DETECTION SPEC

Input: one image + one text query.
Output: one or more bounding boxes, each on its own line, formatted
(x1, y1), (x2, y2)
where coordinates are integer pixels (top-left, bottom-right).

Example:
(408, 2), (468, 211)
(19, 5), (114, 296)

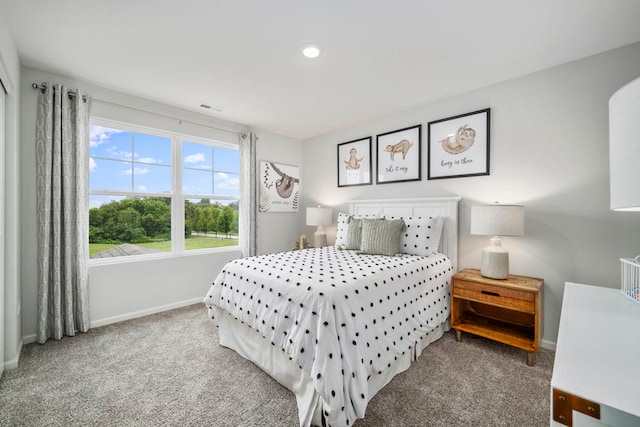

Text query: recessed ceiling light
(302, 45), (321, 59)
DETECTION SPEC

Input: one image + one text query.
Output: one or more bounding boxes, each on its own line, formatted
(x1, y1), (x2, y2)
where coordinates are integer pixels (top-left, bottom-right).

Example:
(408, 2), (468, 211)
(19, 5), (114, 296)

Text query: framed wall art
(376, 124), (421, 184)
(427, 108), (490, 180)
(337, 136), (372, 187)
(259, 161), (299, 212)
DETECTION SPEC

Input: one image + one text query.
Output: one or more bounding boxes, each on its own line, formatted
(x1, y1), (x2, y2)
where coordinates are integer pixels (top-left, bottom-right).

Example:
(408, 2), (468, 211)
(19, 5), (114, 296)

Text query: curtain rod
(31, 82), (245, 138)
(31, 82), (87, 102)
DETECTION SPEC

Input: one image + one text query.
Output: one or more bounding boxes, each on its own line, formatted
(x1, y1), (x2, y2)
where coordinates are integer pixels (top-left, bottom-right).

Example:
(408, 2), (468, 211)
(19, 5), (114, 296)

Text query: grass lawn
(89, 236), (238, 255)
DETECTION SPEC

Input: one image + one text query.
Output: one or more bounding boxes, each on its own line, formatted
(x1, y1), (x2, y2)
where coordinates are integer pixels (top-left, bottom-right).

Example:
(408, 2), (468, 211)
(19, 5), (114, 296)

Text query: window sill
(88, 245), (241, 266)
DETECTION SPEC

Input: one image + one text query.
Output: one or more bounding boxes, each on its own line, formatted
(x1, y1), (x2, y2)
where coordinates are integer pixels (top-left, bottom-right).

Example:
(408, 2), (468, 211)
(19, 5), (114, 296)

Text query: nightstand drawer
(453, 279), (535, 312)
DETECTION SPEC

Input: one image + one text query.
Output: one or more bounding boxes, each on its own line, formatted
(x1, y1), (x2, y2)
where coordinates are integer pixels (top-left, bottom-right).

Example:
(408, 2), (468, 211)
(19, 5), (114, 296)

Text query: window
(182, 140), (240, 251)
(89, 119), (240, 260)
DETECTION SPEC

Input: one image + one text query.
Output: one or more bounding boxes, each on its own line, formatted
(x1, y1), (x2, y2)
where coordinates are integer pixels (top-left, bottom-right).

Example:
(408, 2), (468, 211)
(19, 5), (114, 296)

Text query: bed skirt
(218, 310), (450, 427)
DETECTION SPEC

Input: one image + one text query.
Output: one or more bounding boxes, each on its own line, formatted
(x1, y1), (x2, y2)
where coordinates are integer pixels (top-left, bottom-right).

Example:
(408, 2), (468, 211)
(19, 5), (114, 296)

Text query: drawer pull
(481, 290), (500, 297)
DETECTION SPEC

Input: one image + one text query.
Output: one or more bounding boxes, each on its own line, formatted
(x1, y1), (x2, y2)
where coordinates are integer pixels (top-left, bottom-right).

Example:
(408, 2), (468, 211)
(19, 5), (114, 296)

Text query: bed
(204, 197), (460, 427)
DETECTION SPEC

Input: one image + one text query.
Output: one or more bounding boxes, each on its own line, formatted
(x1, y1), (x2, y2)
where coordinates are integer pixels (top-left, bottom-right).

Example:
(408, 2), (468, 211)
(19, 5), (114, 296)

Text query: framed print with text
(427, 108), (490, 180)
(376, 124), (421, 184)
(337, 137), (372, 187)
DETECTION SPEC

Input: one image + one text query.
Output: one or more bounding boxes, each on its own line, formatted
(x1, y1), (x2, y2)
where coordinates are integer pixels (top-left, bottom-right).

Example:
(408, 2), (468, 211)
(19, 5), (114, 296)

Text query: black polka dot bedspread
(204, 246), (453, 427)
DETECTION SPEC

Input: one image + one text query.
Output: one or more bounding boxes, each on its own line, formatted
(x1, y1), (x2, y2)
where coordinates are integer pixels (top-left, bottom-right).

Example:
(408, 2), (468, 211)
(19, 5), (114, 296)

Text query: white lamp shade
(306, 207), (332, 227)
(470, 205), (524, 236)
(610, 76), (640, 211)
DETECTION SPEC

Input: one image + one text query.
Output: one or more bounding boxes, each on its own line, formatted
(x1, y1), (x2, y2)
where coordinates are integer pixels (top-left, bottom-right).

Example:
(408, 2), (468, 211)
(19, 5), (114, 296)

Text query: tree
(218, 205), (234, 237)
(139, 199), (170, 238)
(197, 208), (212, 235)
(115, 207), (147, 242)
(184, 200), (198, 238)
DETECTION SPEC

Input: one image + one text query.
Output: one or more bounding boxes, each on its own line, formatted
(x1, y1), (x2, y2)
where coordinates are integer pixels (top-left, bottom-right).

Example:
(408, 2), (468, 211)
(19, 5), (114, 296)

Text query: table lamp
(470, 204), (524, 279)
(306, 206), (332, 247)
(610, 75), (640, 211)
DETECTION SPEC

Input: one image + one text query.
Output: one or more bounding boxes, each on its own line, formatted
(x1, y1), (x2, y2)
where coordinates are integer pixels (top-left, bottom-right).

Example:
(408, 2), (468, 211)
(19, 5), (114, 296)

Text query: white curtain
(35, 83), (91, 344)
(239, 132), (257, 257)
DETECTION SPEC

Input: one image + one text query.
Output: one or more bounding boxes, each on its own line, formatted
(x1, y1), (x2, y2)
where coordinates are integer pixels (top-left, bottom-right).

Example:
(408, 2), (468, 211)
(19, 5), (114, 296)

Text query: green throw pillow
(345, 217), (364, 250)
(360, 218), (406, 256)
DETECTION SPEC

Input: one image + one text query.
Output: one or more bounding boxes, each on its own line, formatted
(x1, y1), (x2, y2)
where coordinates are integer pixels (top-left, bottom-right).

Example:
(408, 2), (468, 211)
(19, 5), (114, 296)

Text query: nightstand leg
(527, 352), (536, 366)
(455, 330), (462, 342)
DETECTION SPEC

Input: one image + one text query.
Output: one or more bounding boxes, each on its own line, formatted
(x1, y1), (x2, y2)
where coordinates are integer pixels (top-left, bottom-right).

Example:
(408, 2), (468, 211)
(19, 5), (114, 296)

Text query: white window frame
(89, 117), (240, 265)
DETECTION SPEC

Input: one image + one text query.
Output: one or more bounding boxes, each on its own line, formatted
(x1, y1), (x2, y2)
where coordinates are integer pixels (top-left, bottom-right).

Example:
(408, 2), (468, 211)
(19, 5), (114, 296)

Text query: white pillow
(335, 212), (351, 247)
(334, 211), (380, 248)
(391, 216), (444, 256)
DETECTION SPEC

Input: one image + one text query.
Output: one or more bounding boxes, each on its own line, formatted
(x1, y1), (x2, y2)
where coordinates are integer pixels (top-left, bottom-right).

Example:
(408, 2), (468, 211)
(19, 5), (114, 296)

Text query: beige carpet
(0, 304), (554, 426)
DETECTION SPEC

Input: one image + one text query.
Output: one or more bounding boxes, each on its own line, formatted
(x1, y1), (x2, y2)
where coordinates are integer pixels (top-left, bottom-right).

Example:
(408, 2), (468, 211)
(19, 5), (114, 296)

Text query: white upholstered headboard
(349, 197), (461, 272)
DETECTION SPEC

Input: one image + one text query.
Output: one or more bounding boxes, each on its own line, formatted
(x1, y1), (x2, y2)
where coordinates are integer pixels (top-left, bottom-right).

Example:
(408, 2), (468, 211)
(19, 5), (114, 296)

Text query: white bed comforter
(204, 247), (452, 427)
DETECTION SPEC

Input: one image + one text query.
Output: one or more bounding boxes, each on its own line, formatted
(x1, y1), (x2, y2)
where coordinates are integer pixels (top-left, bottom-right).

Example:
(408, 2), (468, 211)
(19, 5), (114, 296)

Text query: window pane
(183, 142), (213, 171)
(133, 163), (172, 193)
(90, 158), (134, 192)
(184, 199), (239, 251)
(90, 126), (133, 160)
(134, 133), (172, 165)
(90, 125), (172, 194)
(89, 196), (172, 259)
(183, 168), (213, 196)
(182, 141), (240, 197)
(214, 172), (240, 197)
(213, 147), (240, 174)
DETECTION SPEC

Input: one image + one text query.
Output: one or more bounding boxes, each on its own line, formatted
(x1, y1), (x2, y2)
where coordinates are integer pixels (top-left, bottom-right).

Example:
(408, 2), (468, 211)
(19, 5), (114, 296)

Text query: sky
(89, 124), (239, 208)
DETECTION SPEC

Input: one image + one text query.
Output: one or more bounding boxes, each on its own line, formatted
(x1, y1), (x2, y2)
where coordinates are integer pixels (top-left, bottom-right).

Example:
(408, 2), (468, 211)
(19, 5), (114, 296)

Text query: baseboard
(20, 298), (204, 349)
(3, 338), (23, 371)
(90, 297), (203, 329)
(541, 338), (556, 351)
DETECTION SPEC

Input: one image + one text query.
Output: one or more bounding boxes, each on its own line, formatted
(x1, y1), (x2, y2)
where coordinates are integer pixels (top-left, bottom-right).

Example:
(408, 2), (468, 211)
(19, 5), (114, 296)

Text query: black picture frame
(427, 108), (490, 180)
(375, 124), (421, 184)
(337, 137), (372, 187)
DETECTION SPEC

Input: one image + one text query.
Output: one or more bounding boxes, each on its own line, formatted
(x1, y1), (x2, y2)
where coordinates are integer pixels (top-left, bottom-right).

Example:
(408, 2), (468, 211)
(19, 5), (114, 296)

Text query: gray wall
(301, 42), (640, 346)
(1, 0), (22, 370)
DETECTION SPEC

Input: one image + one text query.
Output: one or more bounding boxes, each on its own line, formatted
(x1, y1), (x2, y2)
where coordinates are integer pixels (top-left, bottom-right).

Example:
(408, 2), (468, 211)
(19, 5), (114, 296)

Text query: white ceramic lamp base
(314, 226), (327, 248)
(480, 237), (509, 279)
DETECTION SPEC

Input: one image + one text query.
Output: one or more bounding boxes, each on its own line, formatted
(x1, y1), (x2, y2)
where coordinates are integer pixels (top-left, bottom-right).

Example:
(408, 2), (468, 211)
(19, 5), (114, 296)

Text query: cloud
(216, 172), (239, 190)
(90, 126), (123, 148)
(184, 153), (205, 163)
(121, 167), (150, 176)
(89, 158), (97, 172)
(106, 145), (133, 160)
(137, 185), (148, 191)
(138, 157), (160, 164)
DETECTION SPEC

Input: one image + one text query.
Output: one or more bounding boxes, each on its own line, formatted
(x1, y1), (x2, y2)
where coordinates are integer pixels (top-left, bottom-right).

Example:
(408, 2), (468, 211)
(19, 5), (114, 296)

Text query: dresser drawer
(453, 279), (535, 312)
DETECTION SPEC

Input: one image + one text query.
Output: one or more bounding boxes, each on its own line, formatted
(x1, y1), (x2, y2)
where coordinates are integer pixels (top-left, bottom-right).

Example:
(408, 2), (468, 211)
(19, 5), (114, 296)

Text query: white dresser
(551, 282), (640, 426)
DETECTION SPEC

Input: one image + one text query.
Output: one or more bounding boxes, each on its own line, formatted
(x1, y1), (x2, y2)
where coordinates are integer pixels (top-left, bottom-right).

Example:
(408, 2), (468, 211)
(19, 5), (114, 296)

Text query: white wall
(302, 42), (640, 346)
(88, 251), (240, 327)
(255, 130), (305, 254)
(19, 67), (265, 341)
(1, 0), (22, 371)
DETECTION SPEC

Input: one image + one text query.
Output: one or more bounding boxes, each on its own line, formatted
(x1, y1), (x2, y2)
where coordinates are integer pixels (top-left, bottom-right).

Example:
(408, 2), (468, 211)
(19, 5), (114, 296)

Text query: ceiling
(4, 0), (640, 140)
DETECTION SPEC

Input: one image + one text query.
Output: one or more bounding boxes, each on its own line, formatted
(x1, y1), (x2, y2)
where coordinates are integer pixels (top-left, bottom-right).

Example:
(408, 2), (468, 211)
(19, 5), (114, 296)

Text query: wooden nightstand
(451, 268), (544, 366)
